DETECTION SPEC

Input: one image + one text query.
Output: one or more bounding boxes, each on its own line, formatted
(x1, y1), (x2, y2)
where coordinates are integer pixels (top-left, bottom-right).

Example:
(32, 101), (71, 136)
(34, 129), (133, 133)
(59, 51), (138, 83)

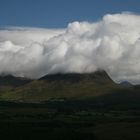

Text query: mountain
(39, 70), (114, 84)
(0, 71), (119, 102)
(0, 75), (32, 87)
(120, 81), (133, 87)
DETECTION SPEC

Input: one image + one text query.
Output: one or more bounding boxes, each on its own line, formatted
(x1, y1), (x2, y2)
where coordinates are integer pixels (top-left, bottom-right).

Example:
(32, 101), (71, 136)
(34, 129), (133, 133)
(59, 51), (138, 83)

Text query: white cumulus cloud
(0, 12), (140, 84)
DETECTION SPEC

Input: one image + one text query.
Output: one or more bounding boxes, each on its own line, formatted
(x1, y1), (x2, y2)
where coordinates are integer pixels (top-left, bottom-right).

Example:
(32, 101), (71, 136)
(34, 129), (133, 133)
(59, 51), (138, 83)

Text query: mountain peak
(120, 81), (133, 87)
(39, 70), (114, 84)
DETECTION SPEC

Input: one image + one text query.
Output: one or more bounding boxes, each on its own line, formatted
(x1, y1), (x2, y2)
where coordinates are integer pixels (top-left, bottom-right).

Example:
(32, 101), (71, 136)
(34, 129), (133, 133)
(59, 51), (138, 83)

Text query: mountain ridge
(0, 75), (31, 87)
(0, 70), (120, 102)
(39, 70), (114, 84)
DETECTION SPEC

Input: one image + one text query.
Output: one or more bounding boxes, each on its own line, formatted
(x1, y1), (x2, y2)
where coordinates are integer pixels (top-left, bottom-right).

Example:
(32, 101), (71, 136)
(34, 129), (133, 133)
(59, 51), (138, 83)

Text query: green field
(0, 100), (140, 140)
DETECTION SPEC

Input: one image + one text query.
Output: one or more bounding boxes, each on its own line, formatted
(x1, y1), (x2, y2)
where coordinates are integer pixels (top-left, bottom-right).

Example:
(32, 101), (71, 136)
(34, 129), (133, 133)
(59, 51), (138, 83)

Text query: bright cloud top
(0, 12), (140, 84)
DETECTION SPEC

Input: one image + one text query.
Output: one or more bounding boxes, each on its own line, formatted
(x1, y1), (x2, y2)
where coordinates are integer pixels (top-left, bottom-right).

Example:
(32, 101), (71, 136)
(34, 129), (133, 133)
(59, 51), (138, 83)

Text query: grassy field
(0, 99), (140, 140)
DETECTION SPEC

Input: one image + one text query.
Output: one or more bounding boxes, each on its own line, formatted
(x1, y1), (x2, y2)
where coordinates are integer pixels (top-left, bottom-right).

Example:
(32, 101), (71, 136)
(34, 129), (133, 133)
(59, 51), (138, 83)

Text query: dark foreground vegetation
(0, 71), (140, 139)
(0, 97), (140, 140)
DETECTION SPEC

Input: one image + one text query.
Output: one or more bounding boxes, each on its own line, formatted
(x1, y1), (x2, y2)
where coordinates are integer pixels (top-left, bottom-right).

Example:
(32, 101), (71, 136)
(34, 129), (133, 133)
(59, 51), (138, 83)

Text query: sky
(0, 0), (140, 84)
(0, 0), (140, 28)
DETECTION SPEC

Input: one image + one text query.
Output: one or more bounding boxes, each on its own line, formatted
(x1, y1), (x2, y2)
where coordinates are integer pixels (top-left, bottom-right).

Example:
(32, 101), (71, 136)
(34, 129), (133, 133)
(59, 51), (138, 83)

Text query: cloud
(0, 12), (140, 84)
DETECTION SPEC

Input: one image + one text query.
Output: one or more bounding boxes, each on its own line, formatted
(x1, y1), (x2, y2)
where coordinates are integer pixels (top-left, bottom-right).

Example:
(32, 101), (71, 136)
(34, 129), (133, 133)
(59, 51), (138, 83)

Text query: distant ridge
(0, 75), (31, 87)
(120, 81), (133, 87)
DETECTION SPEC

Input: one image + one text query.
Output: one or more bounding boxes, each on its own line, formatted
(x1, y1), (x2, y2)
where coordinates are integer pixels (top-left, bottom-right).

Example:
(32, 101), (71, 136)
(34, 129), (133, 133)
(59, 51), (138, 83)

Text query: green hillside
(0, 71), (120, 102)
